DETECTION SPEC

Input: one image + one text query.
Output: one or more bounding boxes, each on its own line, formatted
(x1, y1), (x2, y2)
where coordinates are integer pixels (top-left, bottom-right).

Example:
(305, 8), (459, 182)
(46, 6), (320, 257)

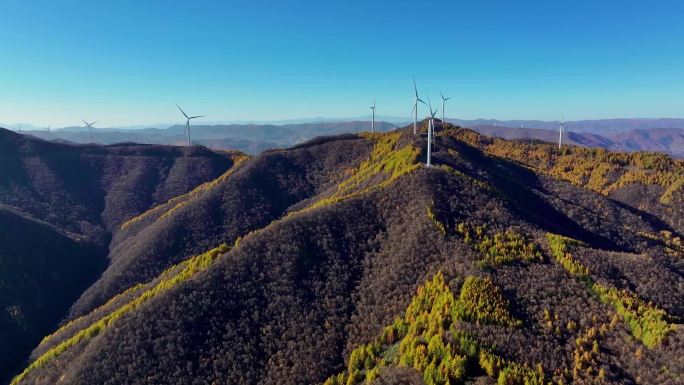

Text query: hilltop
(4, 121), (683, 385)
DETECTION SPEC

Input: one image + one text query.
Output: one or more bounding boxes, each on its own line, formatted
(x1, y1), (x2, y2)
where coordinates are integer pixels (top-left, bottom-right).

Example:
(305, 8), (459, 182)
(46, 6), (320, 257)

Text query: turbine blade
(176, 104), (189, 119)
(81, 119), (88, 126)
(189, 115), (205, 119)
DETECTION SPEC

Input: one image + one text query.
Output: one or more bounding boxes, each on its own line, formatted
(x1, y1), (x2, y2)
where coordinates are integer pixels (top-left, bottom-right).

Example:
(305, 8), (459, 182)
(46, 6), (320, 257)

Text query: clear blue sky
(1, 0), (683, 127)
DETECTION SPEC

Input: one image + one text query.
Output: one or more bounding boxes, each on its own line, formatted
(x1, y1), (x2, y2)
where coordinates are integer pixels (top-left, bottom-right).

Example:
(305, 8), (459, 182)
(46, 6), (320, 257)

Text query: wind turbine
(426, 96), (439, 167)
(47, 125), (51, 133)
(176, 105), (205, 147)
(370, 100), (376, 133)
(439, 91), (450, 131)
(558, 117), (565, 150)
(411, 77), (426, 135)
(81, 120), (97, 143)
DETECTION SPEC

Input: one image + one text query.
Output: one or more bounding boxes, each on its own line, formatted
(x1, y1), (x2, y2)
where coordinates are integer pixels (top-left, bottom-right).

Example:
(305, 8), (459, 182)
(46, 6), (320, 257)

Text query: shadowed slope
(0, 127), (239, 380)
(0, 207), (103, 383)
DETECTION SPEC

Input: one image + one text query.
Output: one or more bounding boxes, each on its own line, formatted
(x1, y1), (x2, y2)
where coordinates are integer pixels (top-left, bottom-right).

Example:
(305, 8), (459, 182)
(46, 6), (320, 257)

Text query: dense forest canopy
(1, 123), (682, 385)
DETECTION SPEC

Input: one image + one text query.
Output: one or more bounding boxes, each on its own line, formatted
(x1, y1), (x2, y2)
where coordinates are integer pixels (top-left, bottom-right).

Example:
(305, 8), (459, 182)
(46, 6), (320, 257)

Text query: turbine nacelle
(176, 105), (205, 147)
(439, 90), (451, 102)
(558, 116), (565, 149)
(370, 100), (376, 133)
(412, 77), (427, 135)
(81, 120), (97, 144)
(427, 97), (438, 119)
(81, 119), (97, 128)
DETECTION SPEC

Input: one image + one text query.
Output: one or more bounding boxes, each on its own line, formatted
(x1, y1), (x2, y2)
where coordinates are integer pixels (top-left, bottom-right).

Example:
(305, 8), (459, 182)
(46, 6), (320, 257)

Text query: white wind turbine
(426, 96), (439, 167)
(439, 91), (450, 132)
(81, 120), (97, 144)
(176, 105), (205, 147)
(558, 116), (565, 150)
(370, 100), (376, 133)
(411, 77), (426, 135)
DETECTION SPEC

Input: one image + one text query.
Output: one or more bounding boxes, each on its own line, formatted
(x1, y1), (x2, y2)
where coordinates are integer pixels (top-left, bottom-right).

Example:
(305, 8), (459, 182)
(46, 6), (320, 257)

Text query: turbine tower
(81, 120), (97, 144)
(426, 97), (439, 167)
(558, 117), (565, 150)
(370, 100), (376, 133)
(411, 77), (426, 135)
(176, 105), (205, 147)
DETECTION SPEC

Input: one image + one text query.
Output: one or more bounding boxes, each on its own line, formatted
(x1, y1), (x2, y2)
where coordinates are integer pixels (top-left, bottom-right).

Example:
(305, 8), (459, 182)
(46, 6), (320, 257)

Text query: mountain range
(456, 118), (684, 133)
(9, 118), (684, 158)
(472, 125), (684, 159)
(1, 122), (683, 385)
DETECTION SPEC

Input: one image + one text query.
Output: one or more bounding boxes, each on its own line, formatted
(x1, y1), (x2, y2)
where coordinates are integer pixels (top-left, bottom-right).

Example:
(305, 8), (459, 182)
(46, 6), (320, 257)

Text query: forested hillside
(0, 128), (239, 382)
(4, 123), (684, 385)
(67, 134), (374, 318)
(0, 207), (102, 381)
(0, 128), (238, 241)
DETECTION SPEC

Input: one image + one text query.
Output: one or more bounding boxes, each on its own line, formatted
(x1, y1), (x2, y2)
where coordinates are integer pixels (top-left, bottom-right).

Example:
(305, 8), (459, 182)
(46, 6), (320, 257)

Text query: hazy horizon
(5, 116), (684, 132)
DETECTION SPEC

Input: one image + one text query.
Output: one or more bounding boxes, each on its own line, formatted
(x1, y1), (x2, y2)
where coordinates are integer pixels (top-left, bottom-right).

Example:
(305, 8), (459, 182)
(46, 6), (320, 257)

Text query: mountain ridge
(6, 122), (683, 385)
(6, 117), (684, 157)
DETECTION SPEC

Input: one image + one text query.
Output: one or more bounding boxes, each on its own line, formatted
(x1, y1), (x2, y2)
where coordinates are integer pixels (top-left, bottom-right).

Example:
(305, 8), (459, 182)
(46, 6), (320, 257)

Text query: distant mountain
(7, 122), (683, 385)
(12, 118), (684, 157)
(472, 125), (684, 158)
(608, 127), (684, 157)
(455, 118), (684, 134)
(472, 125), (614, 148)
(21, 121), (397, 154)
